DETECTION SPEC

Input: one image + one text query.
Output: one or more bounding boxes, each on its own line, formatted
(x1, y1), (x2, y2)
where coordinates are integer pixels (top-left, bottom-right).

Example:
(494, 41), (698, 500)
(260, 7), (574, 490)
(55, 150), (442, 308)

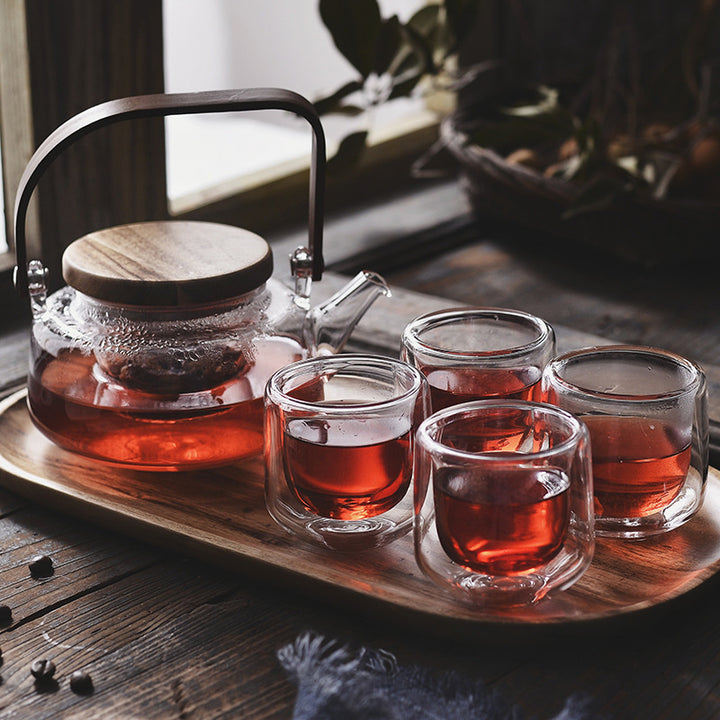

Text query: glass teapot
(13, 89), (390, 471)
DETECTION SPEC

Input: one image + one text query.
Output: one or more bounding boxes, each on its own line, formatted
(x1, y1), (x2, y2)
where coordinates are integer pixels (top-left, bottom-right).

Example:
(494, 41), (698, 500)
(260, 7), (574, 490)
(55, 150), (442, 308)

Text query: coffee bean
(0, 604), (11, 624)
(28, 555), (54, 578)
(30, 658), (56, 682)
(70, 669), (94, 695)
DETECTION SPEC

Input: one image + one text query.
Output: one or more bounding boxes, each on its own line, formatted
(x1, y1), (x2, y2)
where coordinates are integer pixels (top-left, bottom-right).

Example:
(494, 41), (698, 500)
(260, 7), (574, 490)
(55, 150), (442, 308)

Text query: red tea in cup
(265, 355), (428, 550)
(402, 308), (554, 413)
(544, 345), (708, 538)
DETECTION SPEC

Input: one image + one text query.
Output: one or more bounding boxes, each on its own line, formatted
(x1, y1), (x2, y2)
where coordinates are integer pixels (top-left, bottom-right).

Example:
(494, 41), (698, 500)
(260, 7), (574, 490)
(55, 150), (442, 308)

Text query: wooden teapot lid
(62, 220), (274, 306)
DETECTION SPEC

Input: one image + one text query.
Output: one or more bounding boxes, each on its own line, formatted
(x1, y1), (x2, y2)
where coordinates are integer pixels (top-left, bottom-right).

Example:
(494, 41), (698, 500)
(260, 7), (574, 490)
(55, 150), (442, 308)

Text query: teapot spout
(304, 271), (391, 356)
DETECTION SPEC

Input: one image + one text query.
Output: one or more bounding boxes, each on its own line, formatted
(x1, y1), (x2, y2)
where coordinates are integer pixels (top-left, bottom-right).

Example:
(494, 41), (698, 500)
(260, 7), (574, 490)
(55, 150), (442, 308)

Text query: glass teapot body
(26, 276), (311, 470)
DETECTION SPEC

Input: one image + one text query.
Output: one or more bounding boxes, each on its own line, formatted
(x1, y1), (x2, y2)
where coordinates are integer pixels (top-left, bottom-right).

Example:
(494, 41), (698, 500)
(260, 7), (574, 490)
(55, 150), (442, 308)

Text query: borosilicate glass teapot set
(15, 89), (390, 471)
(13, 89), (709, 608)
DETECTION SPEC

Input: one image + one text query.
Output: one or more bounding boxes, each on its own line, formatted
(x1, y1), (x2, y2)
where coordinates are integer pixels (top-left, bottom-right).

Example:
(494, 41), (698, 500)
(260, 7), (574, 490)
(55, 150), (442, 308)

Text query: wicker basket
(440, 116), (720, 268)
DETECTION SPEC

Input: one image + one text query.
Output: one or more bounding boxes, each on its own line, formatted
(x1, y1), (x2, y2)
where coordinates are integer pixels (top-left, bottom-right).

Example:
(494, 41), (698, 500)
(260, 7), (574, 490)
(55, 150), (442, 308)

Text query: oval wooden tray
(1, 388), (719, 631)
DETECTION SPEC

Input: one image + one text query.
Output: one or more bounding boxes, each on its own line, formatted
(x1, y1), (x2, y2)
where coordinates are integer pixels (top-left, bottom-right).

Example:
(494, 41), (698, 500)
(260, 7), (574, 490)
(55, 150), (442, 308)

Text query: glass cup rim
(416, 399), (587, 462)
(546, 344), (704, 401)
(265, 353), (425, 413)
(402, 306), (553, 360)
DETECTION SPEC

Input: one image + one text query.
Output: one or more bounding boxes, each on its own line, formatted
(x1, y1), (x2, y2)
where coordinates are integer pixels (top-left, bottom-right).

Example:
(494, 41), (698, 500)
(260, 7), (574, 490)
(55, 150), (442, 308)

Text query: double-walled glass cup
(401, 307), (556, 414)
(543, 345), (709, 538)
(264, 354), (428, 550)
(414, 400), (594, 607)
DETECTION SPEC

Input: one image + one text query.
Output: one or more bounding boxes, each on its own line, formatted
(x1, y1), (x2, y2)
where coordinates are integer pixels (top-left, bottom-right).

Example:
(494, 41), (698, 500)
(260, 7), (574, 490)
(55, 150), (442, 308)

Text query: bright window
(162, 0), (430, 214)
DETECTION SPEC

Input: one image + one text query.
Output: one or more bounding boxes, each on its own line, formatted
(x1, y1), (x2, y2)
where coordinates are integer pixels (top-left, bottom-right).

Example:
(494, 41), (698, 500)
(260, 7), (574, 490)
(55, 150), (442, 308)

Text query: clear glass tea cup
(543, 345), (709, 538)
(401, 307), (556, 413)
(264, 354), (428, 550)
(413, 400), (594, 607)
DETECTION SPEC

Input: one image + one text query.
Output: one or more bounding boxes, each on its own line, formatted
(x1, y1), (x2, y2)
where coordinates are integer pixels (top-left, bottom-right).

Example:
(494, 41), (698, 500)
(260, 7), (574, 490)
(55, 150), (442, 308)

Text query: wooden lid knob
(62, 221), (273, 306)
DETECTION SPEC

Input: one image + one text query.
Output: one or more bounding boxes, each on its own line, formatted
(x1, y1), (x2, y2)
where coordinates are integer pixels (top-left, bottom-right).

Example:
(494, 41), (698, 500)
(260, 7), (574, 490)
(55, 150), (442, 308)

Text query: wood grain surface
(62, 221), (273, 305)
(1, 389), (719, 633)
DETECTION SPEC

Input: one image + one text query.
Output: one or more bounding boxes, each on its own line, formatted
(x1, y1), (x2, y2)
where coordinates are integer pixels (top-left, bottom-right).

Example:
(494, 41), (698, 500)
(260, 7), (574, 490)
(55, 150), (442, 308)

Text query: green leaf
(319, 0), (382, 78)
(374, 15), (403, 75)
(316, 103), (366, 117)
(328, 131), (369, 174)
(313, 80), (364, 116)
(388, 69), (424, 100)
(381, 5), (447, 84)
(407, 4), (442, 37)
(390, 36), (427, 80)
(500, 86), (560, 117)
(402, 13), (439, 75)
(407, 4), (453, 68)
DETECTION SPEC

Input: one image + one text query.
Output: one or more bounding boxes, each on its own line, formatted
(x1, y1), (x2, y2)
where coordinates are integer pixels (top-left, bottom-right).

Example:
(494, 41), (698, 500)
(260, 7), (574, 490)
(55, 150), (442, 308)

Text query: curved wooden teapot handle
(13, 88), (326, 293)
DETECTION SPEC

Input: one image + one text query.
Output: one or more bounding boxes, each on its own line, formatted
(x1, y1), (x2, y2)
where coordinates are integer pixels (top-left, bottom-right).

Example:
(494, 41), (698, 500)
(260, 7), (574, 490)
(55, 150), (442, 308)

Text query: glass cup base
(417, 543), (592, 608)
(594, 480), (704, 539)
(456, 572), (549, 608)
(268, 496), (414, 551)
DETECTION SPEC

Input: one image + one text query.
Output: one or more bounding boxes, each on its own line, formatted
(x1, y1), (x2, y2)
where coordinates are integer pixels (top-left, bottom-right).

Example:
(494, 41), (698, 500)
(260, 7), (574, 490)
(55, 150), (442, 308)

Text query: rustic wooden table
(1, 181), (720, 719)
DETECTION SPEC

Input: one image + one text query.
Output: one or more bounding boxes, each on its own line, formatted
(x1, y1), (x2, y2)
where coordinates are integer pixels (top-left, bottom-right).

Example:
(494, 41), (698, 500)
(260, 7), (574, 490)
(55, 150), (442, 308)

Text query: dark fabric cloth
(278, 632), (597, 720)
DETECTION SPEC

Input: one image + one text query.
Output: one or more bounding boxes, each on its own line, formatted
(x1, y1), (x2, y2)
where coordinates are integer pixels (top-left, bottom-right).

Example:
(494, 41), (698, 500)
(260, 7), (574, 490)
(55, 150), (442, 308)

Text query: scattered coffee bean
(30, 658), (56, 682)
(0, 604), (11, 624)
(28, 554), (54, 578)
(70, 669), (94, 695)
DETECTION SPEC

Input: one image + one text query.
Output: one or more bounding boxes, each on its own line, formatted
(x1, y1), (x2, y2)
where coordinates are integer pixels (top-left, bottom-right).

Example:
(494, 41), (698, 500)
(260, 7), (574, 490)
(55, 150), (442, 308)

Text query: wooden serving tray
(1, 388), (719, 632)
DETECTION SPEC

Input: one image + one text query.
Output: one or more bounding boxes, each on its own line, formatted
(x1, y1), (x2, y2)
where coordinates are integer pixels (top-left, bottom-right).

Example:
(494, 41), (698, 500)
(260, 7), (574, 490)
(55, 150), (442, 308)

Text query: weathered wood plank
(0, 562), (251, 718)
(0, 509), (165, 626)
